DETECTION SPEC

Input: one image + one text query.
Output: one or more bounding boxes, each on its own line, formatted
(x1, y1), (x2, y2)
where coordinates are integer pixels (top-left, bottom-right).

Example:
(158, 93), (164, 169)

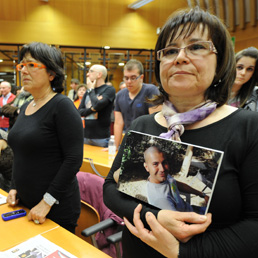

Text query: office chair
(76, 171), (124, 258)
(81, 218), (123, 258)
(75, 200), (100, 245)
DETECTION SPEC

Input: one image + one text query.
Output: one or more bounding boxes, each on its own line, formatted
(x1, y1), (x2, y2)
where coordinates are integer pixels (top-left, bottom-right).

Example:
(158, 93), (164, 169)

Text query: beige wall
(1, 0), (258, 91)
(0, 1), (258, 51)
(0, 0), (187, 49)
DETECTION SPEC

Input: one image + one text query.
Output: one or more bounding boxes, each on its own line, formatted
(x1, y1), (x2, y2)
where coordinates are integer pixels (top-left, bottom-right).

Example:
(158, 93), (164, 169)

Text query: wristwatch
(43, 193), (58, 206)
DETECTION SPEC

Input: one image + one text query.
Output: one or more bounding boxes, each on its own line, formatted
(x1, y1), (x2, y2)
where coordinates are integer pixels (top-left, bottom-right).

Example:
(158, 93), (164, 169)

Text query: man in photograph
(143, 146), (207, 212)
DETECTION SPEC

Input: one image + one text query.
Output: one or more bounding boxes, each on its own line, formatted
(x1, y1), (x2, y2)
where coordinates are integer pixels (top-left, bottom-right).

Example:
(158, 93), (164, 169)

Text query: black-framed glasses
(16, 62), (46, 71)
(123, 74), (142, 82)
(157, 41), (218, 61)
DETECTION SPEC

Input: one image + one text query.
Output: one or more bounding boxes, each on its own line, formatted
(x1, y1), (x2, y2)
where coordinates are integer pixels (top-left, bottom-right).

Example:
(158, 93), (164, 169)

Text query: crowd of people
(1, 6), (258, 258)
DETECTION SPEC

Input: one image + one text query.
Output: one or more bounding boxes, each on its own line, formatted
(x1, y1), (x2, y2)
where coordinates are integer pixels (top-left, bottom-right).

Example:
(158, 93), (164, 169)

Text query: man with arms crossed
(79, 65), (116, 147)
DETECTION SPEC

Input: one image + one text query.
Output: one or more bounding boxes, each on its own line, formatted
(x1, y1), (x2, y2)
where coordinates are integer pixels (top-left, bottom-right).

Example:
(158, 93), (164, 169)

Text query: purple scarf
(159, 100), (217, 141)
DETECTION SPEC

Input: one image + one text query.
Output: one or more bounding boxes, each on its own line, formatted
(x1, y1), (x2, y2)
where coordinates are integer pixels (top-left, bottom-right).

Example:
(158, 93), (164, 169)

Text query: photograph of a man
(144, 146), (207, 212)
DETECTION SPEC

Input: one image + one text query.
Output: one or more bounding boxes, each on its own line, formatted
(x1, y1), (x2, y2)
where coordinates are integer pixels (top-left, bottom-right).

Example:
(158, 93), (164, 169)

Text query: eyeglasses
(16, 62), (46, 71)
(123, 74), (142, 82)
(88, 69), (97, 73)
(157, 41), (218, 61)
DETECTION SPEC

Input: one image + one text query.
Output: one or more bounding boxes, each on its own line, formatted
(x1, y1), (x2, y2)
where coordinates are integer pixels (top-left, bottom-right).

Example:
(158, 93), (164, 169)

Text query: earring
(214, 79), (221, 87)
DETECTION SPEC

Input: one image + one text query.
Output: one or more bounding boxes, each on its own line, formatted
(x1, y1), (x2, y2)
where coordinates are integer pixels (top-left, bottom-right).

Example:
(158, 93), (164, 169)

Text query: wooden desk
(80, 144), (116, 177)
(0, 189), (111, 257)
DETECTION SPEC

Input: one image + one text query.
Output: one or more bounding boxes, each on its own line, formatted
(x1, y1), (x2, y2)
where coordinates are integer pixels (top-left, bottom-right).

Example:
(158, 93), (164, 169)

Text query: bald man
(144, 146), (207, 212)
(0, 81), (16, 131)
(78, 65), (116, 147)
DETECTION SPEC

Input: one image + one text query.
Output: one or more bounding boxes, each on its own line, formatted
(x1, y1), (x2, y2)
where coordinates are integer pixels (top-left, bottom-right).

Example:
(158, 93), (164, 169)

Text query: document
(0, 193), (7, 205)
(0, 234), (77, 258)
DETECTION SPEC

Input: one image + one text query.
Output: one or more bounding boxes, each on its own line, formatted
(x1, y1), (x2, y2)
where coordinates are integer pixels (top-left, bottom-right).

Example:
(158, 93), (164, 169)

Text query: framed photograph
(117, 130), (224, 215)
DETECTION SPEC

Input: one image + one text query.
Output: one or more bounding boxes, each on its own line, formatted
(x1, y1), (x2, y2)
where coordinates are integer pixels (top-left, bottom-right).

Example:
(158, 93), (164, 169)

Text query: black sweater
(8, 94), (84, 228)
(104, 109), (258, 258)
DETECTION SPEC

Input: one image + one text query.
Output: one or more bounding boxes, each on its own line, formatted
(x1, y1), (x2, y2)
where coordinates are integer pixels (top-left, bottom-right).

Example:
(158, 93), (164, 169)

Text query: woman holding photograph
(103, 7), (258, 258)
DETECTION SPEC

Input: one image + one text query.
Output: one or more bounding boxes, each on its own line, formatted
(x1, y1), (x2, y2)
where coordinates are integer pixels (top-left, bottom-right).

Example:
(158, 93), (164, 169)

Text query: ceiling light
(0, 59), (3, 62)
(128, 0), (154, 10)
(104, 46), (110, 49)
(85, 62), (91, 66)
(118, 63), (125, 66)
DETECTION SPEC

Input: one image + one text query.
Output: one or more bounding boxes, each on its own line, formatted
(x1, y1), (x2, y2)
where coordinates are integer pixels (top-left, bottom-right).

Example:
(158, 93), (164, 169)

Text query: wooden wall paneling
(0, 0), (26, 21)
(250, 0), (257, 26)
(199, 0), (207, 10)
(187, 0), (195, 8)
(158, 0), (188, 26)
(228, 0), (235, 32)
(217, 0), (226, 23)
(239, 0), (245, 29)
(206, 0), (216, 14)
(82, 0), (109, 26)
(194, 0), (199, 6)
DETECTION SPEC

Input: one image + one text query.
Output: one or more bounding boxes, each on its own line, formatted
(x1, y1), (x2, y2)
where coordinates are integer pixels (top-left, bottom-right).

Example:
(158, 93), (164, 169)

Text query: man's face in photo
(144, 147), (169, 184)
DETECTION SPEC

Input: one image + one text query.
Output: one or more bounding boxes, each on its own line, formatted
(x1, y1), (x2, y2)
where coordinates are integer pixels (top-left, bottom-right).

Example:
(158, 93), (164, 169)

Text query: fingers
(123, 217), (139, 236)
(27, 200), (51, 225)
(7, 190), (18, 206)
(145, 211), (166, 238)
(177, 213), (212, 243)
(124, 204), (145, 237)
(132, 204), (145, 230)
(176, 211), (208, 224)
(158, 210), (212, 243)
(28, 210), (46, 224)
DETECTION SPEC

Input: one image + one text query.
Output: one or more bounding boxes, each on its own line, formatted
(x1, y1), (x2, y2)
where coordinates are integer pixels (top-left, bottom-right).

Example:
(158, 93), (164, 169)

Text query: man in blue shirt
(114, 59), (161, 149)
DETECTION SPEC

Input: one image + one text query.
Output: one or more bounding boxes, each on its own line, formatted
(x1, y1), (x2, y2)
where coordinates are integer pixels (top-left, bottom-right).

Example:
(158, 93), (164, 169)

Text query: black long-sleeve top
(103, 109), (258, 258)
(78, 84), (116, 139)
(8, 94), (84, 227)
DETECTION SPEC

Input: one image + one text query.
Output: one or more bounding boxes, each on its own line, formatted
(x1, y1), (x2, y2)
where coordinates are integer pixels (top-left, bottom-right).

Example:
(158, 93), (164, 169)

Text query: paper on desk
(0, 193), (7, 205)
(0, 234), (77, 258)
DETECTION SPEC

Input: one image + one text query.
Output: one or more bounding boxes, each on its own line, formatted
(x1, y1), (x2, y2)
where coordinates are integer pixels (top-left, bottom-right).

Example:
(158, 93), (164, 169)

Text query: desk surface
(80, 144), (116, 177)
(0, 189), (110, 257)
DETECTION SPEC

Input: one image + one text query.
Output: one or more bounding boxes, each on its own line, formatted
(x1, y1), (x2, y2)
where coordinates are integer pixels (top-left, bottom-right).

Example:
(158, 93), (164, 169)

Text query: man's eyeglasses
(157, 41), (218, 61)
(88, 69), (97, 73)
(16, 62), (46, 71)
(123, 74), (142, 82)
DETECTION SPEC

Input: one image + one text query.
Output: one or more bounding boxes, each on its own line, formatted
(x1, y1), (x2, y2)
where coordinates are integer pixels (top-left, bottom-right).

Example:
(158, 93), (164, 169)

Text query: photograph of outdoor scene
(117, 130), (224, 215)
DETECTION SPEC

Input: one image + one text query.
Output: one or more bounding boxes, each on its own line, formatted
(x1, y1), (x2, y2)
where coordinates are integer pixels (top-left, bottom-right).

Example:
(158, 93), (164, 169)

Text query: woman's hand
(7, 189), (19, 206)
(157, 209), (212, 243)
(27, 199), (51, 224)
(124, 204), (179, 258)
(0, 139), (7, 155)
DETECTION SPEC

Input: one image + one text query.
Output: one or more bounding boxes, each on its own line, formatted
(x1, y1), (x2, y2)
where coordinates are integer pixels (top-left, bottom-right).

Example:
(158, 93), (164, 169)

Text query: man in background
(118, 81), (126, 90)
(114, 59), (160, 149)
(79, 65), (116, 147)
(0, 81), (16, 131)
(68, 78), (80, 101)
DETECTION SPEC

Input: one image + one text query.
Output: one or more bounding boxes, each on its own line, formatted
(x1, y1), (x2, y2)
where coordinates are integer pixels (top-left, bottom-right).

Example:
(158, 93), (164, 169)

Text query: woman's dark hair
(19, 42), (64, 93)
(152, 7), (236, 107)
(234, 47), (258, 107)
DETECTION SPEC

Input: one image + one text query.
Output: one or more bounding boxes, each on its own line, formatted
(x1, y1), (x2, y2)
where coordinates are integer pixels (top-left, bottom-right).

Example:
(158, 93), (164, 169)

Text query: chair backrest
(75, 200), (100, 244)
